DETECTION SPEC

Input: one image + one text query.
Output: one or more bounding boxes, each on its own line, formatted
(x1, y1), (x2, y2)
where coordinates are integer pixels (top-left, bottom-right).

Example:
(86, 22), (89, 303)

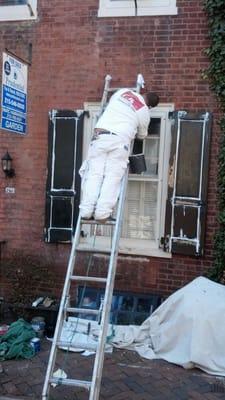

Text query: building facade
(0, 0), (219, 306)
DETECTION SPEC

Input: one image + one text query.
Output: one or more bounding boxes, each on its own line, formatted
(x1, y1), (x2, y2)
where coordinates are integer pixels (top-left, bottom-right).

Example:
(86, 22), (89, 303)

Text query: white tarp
(60, 317), (113, 354)
(111, 276), (225, 376)
(60, 277), (225, 376)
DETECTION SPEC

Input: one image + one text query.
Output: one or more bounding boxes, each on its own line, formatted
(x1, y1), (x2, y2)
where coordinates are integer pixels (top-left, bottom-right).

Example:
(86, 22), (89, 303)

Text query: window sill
(0, 2), (37, 22)
(119, 242), (171, 258)
(79, 237), (172, 258)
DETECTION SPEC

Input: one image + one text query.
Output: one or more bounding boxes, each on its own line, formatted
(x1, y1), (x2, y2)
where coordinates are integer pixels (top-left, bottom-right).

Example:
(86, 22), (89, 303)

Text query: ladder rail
(100, 74), (112, 112)
(42, 215), (82, 399)
(100, 73), (144, 113)
(89, 167), (129, 400)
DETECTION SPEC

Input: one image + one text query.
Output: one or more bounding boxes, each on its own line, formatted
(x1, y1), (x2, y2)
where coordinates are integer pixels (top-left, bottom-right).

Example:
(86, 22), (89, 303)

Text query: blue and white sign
(1, 52), (28, 134)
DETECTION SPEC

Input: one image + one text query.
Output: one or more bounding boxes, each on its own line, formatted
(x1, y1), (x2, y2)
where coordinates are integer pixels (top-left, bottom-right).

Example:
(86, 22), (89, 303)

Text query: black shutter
(164, 111), (212, 256)
(44, 110), (84, 243)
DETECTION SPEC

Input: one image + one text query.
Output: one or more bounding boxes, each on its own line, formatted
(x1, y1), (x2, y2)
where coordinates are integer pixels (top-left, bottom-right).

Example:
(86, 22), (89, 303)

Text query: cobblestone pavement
(1, 339), (225, 400)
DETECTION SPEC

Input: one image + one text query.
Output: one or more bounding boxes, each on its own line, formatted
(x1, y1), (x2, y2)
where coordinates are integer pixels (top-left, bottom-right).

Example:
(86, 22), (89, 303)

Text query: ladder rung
(50, 377), (91, 389)
(76, 246), (111, 254)
(57, 340), (97, 352)
(81, 218), (116, 226)
(70, 275), (107, 283)
(66, 307), (99, 315)
(107, 87), (136, 92)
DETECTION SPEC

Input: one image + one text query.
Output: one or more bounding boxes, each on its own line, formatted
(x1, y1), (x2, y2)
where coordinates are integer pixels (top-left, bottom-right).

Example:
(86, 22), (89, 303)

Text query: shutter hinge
(201, 111), (210, 121)
(160, 237), (165, 245)
(178, 110), (187, 119)
(76, 110), (90, 118)
(84, 110), (90, 118)
(49, 109), (57, 121)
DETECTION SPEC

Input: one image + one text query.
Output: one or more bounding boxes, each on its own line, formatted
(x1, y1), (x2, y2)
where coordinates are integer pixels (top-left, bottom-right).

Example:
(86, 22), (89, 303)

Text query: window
(75, 287), (162, 325)
(81, 102), (174, 257)
(98, 0), (177, 17)
(0, 0), (37, 22)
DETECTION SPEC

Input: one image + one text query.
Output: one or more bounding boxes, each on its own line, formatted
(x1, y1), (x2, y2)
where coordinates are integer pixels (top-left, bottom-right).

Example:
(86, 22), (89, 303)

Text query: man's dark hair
(145, 92), (159, 108)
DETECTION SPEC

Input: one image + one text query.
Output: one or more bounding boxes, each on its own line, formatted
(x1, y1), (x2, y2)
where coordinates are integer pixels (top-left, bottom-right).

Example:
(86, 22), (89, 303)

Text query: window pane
(0, 0), (27, 4)
(120, 296), (134, 311)
(144, 138), (159, 176)
(136, 298), (151, 312)
(117, 312), (131, 325)
(148, 117), (161, 136)
(122, 181), (158, 240)
(133, 313), (148, 325)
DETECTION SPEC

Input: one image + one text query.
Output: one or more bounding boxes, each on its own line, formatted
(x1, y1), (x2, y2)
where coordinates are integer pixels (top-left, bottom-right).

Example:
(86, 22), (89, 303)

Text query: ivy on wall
(204, 0), (225, 281)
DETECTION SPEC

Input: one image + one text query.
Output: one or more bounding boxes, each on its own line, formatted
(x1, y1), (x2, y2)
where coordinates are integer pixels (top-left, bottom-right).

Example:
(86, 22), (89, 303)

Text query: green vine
(204, 0), (225, 281)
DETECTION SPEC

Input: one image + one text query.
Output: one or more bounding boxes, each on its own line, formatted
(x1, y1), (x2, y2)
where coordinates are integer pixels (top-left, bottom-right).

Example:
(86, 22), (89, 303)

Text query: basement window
(98, 0), (177, 17)
(76, 287), (162, 325)
(0, 0), (37, 22)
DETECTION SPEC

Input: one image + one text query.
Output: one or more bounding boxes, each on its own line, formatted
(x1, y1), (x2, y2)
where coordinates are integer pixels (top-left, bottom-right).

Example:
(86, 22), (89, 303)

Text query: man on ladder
(79, 82), (159, 223)
(42, 74), (159, 400)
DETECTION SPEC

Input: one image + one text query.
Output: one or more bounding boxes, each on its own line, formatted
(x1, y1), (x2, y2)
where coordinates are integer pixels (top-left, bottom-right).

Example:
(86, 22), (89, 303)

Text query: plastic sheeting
(111, 277), (225, 376)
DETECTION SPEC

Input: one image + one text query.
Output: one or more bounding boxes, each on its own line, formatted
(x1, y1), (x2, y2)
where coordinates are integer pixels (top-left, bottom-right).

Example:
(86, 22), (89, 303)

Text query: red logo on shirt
(120, 91), (145, 110)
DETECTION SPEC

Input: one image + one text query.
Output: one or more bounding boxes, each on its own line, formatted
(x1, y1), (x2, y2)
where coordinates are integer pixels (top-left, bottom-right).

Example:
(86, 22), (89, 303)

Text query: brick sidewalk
(0, 340), (225, 400)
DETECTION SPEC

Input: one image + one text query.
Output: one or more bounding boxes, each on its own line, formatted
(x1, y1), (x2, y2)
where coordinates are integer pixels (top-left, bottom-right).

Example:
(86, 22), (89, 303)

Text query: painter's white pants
(79, 135), (130, 220)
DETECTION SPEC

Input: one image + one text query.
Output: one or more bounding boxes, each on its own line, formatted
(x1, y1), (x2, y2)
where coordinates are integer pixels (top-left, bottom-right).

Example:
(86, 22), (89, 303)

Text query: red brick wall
(0, 0), (220, 301)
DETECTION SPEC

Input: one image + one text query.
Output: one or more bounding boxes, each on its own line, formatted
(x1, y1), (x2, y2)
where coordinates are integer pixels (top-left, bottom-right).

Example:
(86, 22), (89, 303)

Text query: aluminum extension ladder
(42, 74), (145, 400)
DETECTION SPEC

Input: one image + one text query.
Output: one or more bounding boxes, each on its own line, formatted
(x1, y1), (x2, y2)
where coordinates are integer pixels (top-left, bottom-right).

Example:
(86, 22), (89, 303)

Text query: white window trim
(98, 0), (177, 18)
(82, 102), (174, 258)
(0, 0), (37, 22)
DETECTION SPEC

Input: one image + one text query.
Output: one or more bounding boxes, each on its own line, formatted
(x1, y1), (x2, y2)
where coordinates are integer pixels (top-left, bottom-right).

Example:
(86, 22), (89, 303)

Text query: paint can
(0, 325), (8, 336)
(30, 337), (41, 353)
(31, 316), (45, 338)
(129, 153), (147, 174)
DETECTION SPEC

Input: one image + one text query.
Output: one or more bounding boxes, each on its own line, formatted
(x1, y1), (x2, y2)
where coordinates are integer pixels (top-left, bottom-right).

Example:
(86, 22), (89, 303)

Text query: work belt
(92, 130), (117, 140)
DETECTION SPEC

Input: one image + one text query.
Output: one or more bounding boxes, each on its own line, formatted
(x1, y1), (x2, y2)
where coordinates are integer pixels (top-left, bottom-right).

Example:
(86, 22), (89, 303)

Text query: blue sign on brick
(1, 52), (28, 135)
(1, 115), (26, 134)
(2, 109), (26, 125)
(2, 85), (27, 114)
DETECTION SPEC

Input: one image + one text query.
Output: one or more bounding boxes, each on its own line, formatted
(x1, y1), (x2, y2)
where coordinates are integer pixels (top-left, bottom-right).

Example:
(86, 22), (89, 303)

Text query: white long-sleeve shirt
(95, 88), (150, 142)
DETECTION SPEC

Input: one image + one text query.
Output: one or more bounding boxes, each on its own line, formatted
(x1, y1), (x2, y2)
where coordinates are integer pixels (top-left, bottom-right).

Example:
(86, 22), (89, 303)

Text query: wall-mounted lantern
(1, 151), (15, 178)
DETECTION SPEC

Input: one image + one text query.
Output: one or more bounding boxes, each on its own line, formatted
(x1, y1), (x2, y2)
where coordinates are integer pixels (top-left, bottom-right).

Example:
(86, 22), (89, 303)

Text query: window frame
(98, 0), (178, 18)
(82, 101), (174, 258)
(0, 0), (37, 22)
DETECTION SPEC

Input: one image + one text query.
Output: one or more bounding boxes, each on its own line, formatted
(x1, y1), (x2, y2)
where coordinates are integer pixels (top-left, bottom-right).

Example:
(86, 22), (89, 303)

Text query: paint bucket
(0, 325), (8, 336)
(30, 337), (41, 353)
(129, 153), (147, 174)
(31, 316), (45, 338)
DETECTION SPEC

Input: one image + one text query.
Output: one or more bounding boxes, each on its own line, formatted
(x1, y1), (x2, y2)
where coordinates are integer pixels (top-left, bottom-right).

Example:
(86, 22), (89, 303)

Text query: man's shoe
(95, 217), (108, 224)
(94, 215), (115, 224)
(81, 215), (94, 221)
